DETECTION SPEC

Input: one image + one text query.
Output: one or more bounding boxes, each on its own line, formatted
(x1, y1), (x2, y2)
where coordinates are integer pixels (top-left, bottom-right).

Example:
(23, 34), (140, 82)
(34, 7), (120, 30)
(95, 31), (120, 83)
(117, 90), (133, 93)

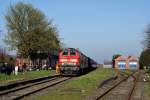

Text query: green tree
(0, 48), (6, 62)
(140, 25), (150, 69)
(139, 49), (150, 69)
(112, 54), (122, 68)
(4, 2), (60, 58)
(144, 24), (150, 49)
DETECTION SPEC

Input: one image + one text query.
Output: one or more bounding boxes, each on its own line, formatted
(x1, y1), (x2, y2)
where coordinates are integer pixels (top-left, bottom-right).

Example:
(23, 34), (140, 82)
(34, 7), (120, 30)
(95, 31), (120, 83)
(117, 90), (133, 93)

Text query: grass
(0, 70), (56, 84)
(145, 83), (150, 97)
(145, 71), (150, 98)
(35, 68), (116, 100)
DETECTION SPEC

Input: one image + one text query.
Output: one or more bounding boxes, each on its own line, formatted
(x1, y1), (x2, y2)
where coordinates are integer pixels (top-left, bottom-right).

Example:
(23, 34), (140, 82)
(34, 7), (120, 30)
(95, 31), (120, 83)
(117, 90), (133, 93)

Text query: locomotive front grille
(61, 66), (79, 71)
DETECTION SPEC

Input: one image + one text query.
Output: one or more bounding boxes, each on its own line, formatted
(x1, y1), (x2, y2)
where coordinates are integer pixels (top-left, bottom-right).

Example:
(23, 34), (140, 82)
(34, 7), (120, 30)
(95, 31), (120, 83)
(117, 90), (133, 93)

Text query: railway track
(0, 75), (60, 91)
(95, 70), (140, 100)
(0, 76), (72, 100)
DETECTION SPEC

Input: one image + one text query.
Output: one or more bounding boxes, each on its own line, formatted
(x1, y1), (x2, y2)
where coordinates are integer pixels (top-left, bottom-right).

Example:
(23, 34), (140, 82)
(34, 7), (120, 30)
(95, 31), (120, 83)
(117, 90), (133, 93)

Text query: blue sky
(0, 0), (150, 63)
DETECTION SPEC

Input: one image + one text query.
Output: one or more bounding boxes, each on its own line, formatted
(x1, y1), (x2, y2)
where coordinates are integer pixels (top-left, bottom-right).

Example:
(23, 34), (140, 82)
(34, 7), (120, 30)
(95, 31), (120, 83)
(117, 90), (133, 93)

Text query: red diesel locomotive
(59, 48), (96, 75)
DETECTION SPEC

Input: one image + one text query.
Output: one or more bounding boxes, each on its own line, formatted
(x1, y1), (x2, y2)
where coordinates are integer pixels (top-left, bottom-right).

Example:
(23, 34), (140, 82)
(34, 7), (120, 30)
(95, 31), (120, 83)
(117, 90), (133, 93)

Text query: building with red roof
(115, 56), (139, 70)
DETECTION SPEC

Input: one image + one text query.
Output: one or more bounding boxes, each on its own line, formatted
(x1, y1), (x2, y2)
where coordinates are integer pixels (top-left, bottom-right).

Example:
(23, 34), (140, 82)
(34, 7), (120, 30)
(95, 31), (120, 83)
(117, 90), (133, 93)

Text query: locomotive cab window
(62, 49), (68, 56)
(70, 49), (76, 56)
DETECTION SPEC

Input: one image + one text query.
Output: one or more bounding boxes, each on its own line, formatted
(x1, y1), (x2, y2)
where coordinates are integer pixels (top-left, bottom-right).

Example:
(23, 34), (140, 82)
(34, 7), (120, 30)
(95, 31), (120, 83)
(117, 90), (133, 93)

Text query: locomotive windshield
(70, 49), (76, 56)
(62, 49), (68, 55)
(62, 48), (76, 56)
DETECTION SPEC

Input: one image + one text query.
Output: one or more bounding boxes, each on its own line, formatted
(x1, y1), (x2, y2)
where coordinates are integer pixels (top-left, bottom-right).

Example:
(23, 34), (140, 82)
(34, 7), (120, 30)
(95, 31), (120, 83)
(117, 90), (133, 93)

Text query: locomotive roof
(63, 48), (76, 50)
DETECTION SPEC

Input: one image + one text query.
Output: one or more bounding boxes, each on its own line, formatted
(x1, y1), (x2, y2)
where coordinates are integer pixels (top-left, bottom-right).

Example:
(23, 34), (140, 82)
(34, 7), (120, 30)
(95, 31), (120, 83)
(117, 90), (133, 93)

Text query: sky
(0, 0), (150, 63)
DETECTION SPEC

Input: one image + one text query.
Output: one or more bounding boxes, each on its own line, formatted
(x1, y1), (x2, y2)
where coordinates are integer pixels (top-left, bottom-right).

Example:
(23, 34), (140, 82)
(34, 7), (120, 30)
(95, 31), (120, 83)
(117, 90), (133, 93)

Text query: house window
(129, 62), (137, 69)
(118, 61), (126, 69)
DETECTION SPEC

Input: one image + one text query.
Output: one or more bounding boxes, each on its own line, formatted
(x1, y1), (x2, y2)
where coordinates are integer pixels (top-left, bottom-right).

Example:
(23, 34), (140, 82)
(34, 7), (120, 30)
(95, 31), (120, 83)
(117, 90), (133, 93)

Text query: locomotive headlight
(60, 59), (67, 62)
(70, 59), (77, 62)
